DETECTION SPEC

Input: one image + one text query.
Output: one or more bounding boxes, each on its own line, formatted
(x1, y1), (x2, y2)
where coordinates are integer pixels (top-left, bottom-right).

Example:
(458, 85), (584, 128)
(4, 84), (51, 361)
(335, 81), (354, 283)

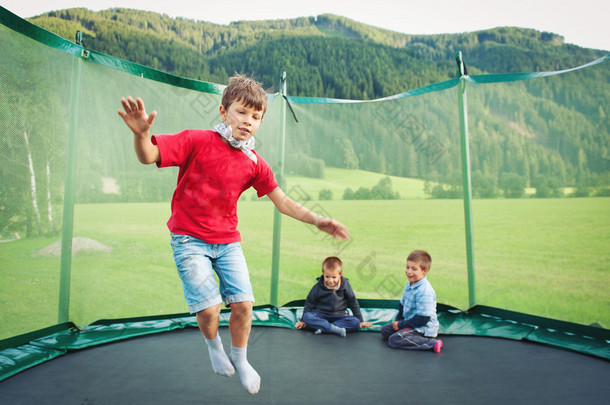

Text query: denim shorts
(170, 233), (254, 313)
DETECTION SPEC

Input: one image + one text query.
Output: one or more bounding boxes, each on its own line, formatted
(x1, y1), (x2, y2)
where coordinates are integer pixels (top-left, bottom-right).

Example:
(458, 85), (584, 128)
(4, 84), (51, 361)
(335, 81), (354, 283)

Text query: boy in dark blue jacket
(295, 257), (372, 337)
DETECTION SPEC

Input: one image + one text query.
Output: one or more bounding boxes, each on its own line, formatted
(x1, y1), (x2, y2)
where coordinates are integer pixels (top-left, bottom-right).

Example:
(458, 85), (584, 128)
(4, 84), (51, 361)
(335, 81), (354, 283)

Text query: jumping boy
(118, 75), (349, 394)
(295, 256), (372, 336)
(380, 250), (443, 353)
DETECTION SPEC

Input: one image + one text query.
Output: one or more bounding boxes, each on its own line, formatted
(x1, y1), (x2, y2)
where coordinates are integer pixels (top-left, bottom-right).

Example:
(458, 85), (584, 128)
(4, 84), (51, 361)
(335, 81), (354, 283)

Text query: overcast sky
(2, 0), (609, 51)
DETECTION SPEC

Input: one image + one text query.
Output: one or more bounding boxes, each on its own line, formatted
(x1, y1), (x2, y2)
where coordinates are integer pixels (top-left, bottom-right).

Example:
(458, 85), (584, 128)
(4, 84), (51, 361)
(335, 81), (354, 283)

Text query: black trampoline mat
(1, 327), (608, 405)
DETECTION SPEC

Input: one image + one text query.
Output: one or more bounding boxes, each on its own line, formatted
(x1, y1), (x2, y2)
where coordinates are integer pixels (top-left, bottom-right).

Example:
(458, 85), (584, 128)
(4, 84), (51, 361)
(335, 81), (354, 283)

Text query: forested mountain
(24, 8), (610, 194)
(28, 8), (606, 96)
(1, 6), (608, 238)
(9, 8), (610, 201)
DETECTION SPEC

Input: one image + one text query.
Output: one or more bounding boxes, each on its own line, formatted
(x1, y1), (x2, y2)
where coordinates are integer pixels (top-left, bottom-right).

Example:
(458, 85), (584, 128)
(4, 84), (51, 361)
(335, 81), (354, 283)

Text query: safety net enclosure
(0, 4), (609, 386)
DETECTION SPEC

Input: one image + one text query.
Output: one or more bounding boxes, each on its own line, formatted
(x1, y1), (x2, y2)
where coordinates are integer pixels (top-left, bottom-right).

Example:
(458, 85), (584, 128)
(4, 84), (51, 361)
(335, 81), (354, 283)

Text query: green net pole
(58, 38), (85, 323)
(456, 51), (477, 308)
(270, 71), (288, 306)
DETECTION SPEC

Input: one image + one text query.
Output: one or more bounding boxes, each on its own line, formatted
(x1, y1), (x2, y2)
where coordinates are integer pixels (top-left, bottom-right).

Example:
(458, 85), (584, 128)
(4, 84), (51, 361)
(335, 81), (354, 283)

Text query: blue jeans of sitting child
(381, 323), (438, 350)
(302, 311), (361, 333)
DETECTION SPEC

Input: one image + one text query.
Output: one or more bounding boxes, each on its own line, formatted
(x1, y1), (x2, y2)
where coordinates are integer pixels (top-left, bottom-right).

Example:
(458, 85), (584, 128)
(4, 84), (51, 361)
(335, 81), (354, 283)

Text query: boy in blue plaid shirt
(381, 250), (443, 353)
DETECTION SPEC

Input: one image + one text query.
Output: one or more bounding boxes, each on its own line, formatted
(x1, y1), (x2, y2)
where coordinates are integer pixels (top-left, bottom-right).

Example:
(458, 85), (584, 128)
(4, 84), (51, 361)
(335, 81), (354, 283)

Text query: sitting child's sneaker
(433, 339), (443, 353)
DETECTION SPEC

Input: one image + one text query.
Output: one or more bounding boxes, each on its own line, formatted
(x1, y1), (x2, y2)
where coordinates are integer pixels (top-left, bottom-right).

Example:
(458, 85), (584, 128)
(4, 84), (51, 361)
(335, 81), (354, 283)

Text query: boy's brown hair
(222, 74), (268, 115)
(322, 256), (343, 273)
(407, 250), (432, 270)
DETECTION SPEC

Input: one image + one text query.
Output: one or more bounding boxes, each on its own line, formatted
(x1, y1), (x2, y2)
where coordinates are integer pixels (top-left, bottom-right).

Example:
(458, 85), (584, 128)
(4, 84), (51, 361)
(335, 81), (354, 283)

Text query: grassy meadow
(1, 169), (609, 340)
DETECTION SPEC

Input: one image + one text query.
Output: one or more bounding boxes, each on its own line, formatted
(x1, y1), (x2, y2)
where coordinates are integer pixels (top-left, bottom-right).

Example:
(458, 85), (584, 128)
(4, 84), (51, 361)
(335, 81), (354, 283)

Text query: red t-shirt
(152, 129), (278, 244)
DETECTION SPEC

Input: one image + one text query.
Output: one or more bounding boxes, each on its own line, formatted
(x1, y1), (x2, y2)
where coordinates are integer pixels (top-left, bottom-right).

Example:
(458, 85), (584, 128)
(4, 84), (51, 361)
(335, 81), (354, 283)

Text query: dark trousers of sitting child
(380, 324), (442, 352)
(302, 311), (361, 336)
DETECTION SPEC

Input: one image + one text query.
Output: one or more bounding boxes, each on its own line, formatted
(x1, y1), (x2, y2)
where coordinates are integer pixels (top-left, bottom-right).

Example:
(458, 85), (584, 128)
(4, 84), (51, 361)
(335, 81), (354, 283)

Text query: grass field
(1, 171), (608, 340)
(241, 167), (428, 201)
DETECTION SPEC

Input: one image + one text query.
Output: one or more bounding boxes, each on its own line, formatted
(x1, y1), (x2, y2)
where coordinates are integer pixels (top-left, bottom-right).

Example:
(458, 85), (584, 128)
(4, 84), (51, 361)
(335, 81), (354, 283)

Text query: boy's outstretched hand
(315, 216), (349, 240)
(117, 96), (157, 136)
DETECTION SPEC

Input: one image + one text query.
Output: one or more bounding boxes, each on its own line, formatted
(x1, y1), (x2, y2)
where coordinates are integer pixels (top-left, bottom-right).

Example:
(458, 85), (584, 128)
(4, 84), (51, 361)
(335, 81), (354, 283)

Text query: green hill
(19, 8), (610, 194)
(28, 8), (606, 95)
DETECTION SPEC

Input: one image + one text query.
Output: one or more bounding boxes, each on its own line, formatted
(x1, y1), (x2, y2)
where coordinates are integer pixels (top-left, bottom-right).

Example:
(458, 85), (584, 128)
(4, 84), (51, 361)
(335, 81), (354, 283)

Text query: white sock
(205, 335), (235, 377)
(229, 345), (261, 394)
(330, 324), (346, 337)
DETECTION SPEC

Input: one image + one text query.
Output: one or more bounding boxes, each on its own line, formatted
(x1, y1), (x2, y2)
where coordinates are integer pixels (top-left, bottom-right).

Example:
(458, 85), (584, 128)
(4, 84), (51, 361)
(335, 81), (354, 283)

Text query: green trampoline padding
(1, 300), (608, 382)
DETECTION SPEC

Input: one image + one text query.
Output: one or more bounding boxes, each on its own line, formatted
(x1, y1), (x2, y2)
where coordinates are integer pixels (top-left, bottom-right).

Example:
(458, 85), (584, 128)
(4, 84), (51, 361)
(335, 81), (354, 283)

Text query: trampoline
(1, 305), (609, 405)
(1, 6), (609, 405)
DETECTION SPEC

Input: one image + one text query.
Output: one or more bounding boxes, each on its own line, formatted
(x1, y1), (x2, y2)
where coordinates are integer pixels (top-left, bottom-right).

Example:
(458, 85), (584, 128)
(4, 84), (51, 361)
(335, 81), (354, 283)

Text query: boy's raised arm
(266, 188), (349, 240)
(118, 96), (160, 164)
